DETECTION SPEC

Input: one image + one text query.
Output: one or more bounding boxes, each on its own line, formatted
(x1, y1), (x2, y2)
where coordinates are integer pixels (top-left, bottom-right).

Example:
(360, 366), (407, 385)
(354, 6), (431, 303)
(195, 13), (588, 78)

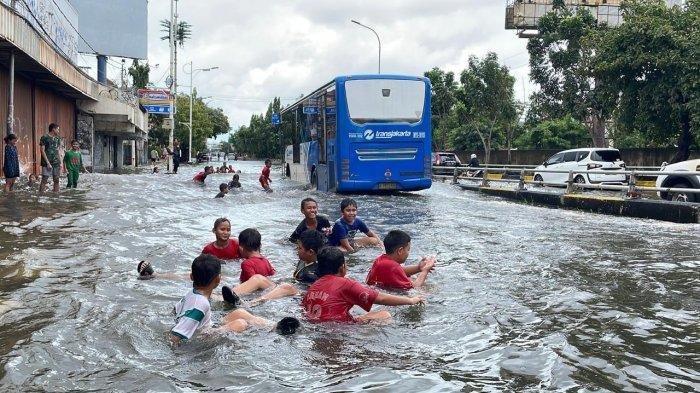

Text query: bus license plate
(378, 182), (397, 190)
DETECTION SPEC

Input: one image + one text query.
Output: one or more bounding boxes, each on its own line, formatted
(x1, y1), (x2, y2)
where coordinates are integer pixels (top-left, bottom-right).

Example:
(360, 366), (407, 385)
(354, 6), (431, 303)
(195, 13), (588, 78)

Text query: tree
(527, 4), (610, 147)
(590, 0), (699, 162)
(515, 116), (590, 149)
(424, 67), (458, 150)
(128, 60), (150, 90)
(453, 53), (518, 164)
(229, 98), (284, 159)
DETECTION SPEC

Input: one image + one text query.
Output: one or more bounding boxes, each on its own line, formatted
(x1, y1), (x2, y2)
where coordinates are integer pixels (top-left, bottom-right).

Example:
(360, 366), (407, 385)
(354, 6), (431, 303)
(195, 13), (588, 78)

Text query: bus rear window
(591, 150), (622, 162)
(345, 79), (425, 124)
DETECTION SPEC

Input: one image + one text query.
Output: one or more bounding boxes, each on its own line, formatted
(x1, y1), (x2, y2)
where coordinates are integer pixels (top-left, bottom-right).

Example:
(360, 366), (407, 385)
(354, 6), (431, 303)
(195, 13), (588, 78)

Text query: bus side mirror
(543, 161), (548, 167)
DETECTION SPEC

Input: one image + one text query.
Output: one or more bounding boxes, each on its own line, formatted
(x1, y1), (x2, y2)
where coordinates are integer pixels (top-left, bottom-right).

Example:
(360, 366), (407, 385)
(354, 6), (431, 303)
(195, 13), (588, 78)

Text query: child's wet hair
(299, 229), (324, 253)
(316, 247), (345, 277)
(239, 228), (261, 251)
(340, 198), (357, 211)
(384, 230), (411, 254)
(213, 217), (230, 230)
(219, 183), (228, 192)
(191, 254), (222, 287)
(300, 197), (317, 209)
(232, 174), (239, 180)
(3, 134), (17, 143)
(265, 158), (272, 165)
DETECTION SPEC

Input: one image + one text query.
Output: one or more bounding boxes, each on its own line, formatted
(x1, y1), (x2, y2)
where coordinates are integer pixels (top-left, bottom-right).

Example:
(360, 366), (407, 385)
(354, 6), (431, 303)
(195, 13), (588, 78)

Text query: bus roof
(280, 74), (427, 115)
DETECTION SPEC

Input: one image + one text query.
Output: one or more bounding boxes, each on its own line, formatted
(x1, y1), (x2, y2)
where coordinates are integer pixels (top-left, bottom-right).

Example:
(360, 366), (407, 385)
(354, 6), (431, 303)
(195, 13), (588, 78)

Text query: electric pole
(168, 0), (176, 172)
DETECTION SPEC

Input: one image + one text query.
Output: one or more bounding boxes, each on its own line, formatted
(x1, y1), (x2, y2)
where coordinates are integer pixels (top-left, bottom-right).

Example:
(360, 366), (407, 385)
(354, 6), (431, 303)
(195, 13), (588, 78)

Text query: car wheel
(574, 175), (586, 185)
(534, 174), (543, 187)
(667, 180), (696, 203)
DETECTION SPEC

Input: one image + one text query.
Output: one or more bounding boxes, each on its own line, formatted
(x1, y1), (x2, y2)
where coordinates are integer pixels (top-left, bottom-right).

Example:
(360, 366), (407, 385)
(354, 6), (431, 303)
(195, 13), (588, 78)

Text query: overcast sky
(115, 1), (532, 136)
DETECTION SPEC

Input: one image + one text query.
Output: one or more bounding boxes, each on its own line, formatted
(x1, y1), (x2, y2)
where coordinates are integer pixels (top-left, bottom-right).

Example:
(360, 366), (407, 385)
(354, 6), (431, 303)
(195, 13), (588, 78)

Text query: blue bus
(280, 75), (432, 193)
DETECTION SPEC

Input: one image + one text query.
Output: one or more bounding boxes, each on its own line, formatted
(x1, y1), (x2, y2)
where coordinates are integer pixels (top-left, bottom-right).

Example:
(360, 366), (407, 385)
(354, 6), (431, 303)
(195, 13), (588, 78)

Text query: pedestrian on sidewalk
(63, 140), (86, 189)
(39, 123), (62, 193)
(3, 134), (20, 192)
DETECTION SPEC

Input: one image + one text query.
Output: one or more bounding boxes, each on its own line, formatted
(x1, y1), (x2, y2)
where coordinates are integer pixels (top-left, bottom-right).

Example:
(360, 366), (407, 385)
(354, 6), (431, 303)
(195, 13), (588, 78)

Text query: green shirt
(63, 150), (83, 172)
(40, 134), (61, 167)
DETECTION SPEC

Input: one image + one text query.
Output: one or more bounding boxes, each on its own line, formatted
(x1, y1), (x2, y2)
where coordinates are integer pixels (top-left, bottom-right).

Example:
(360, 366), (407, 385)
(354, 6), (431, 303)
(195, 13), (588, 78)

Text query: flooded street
(1, 161), (698, 391)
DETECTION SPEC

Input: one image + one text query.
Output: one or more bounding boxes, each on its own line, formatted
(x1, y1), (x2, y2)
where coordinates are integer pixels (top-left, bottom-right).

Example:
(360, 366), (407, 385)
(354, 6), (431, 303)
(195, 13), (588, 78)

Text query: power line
(49, 0), (97, 54)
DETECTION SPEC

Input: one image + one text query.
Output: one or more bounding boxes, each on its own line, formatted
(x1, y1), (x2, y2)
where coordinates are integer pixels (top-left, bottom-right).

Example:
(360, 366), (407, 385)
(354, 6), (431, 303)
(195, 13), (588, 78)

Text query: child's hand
(322, 227), (332, 236)
(410, 296), (425, 305)
(419, 257), (436, 272)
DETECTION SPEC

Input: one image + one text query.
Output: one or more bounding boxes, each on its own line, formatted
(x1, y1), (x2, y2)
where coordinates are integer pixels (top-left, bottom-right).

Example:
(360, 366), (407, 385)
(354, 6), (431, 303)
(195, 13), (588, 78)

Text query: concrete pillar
(97, 55), (108, 84)
(116, 137), (124, 169)
(131, 140), (136, 167)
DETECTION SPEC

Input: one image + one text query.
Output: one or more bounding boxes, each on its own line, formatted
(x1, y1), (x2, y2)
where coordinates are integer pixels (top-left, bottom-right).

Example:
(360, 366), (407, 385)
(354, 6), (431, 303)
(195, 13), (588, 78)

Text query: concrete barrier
(457, 184), (700, 223)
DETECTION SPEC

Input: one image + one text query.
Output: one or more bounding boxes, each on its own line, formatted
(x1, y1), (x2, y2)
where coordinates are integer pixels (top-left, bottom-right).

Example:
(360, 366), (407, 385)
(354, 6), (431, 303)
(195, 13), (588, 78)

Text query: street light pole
(351, 19), (381, 74)
(184, 62), (218, 162)
(168, 0), (176, 172)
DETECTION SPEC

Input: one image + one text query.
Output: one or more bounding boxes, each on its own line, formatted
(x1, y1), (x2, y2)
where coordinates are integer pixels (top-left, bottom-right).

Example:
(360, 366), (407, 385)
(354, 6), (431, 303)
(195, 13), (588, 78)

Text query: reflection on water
(1, 161), (698, 391)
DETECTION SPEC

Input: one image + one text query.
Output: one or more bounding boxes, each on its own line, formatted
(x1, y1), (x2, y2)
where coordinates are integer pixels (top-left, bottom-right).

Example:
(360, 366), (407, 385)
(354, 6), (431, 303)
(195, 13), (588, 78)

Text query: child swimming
(238, 228), (276, 282)
(289, 198), (332, 243)
(194, 166), (214, 183)
(228, 174), (241, 189)
(215, 183), (229, 198)
(366, 230), (436, 290)
(302, 247), (423, 323)
(293, 229), (325, 284)
(259, 159), (272, 192)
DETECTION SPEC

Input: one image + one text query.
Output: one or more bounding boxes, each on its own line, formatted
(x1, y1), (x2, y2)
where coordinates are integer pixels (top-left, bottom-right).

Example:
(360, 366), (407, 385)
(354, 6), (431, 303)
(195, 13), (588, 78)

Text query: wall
(1, 65), (76, 177)
(456, 148), (700, 167)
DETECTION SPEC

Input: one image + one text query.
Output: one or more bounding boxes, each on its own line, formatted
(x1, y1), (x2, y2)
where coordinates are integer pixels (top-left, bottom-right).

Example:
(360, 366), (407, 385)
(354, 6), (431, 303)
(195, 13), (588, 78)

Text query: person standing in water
(3, 134), (20, 193)
(39, 123), (62, 193)
(63, 140), (86, 189)
(259, 158), (272, 192)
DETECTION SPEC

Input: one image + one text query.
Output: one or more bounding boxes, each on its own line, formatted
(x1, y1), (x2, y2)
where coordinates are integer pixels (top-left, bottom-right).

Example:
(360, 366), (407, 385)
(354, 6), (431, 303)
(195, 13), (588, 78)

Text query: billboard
(71, 0), (147, 59)
(3, 0), (79, 62)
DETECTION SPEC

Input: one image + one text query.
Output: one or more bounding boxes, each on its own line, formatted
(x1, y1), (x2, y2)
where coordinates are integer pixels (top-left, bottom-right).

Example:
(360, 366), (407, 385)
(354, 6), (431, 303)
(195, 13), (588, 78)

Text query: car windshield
(591, 150), (622, 162)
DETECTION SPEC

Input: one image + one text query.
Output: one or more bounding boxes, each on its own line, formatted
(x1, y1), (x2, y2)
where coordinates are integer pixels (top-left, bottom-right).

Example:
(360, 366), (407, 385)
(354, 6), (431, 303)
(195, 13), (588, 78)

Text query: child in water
(63, 140), (86, 189)
(201, 218), (241, 260)
(194, 166), (214, 183)
(289, 197), (332, 243)
(259, 158), (272, 192)
(215, 183), (229, 198)
(238, 228), (276, 283)
(3, 134), (19, 192)
(302, 247), (423, 323)
(366, 230), (436, 290)
(170, 254), (300, 346)
(293, 229), (324, 284)
(328, 198), (381, 253)
(228, 174), (241, 189)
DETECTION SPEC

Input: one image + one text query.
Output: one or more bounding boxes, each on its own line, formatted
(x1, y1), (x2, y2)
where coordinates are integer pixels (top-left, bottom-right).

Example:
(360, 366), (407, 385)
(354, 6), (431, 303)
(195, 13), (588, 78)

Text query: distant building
(505, 0), (683, 38)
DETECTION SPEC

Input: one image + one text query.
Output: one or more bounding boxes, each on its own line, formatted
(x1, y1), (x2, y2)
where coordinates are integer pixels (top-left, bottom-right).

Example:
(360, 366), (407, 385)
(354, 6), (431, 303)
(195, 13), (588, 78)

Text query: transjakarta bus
(280, 75), (432, 193)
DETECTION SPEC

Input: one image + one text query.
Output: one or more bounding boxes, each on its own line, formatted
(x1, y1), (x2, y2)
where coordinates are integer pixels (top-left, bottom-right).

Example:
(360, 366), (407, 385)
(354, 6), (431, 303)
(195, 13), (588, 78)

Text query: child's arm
(338, 239), (355, 253)
(375, 292), (423, 306)
(412, 258), (436, 288)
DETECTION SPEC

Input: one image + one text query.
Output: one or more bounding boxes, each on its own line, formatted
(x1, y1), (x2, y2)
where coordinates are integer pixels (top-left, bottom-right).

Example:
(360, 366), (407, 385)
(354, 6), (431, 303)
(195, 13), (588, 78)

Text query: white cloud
(140, 0), (532, 132)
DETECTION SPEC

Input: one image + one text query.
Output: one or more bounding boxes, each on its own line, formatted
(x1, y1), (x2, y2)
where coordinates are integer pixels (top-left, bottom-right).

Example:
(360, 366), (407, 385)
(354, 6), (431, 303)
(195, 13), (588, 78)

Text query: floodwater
(0, 161), (698, 392)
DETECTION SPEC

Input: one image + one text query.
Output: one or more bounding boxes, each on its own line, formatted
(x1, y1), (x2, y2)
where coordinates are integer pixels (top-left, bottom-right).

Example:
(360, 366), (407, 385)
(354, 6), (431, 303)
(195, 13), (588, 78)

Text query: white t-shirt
(171, 289), (212, 340)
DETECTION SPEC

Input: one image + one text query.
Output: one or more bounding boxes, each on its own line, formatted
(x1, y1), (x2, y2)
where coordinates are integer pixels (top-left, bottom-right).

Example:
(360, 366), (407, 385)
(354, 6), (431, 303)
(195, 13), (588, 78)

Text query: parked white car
(534, 148), (627, 186)
(655, 159), (700, 203)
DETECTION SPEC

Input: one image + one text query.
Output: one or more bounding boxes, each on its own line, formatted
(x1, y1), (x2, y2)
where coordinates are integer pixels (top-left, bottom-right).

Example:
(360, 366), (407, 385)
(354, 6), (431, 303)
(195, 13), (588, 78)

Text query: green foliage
(147, 95), (230, 156)
(527, 5), (608, 146)
(424, 67), (458, 151)
(515, 116), (589, 149)
(128, 60), (149, 90)
(452, 53), (519, 163)
(229, 98), (283, 159)
(590, 0), (698, 161)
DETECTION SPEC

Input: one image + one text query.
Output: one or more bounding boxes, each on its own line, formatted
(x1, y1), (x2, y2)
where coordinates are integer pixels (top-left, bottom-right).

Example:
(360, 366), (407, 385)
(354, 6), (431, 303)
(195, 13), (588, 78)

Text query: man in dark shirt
(289, 198), (331, 243)
(468, 153), (480, 167)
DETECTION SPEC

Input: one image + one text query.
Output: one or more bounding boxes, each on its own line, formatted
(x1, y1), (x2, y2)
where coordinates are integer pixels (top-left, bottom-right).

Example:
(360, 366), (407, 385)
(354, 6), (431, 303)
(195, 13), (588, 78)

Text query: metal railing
(434, 165), (700, 200)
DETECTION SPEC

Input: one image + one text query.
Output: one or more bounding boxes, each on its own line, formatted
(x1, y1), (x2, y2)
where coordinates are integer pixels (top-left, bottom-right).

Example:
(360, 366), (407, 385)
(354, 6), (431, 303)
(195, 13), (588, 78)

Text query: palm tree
(160, 20), (192, 46)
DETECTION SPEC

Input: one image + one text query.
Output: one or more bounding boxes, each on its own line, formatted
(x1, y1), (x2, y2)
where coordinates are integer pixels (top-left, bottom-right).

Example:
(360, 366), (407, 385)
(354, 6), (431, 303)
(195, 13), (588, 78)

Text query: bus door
(323, 87), (337, 191)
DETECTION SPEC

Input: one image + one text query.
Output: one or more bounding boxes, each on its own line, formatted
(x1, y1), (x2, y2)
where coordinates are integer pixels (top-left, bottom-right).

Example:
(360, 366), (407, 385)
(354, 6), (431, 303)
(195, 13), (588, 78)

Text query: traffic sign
(144, 105), (171, 115)
(303, 106), (319, 115)
(163, 118), (173, 130)
(271, 113), (281, 125)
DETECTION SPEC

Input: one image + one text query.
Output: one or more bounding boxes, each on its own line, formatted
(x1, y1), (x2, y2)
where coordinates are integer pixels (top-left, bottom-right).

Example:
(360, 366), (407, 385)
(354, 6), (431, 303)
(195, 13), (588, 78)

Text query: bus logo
(364, 129), (375, 140)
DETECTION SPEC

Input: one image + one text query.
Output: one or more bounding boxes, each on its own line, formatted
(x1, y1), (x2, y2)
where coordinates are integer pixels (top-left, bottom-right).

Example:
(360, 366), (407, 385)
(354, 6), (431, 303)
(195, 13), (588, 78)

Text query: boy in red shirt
(194, 166), (214, 183)
(302, 247), (423, 323)
(366, 230), (436, 290)
(201, 218), (241, 260)
(238, 228), (276, 282)
(259, 159), (272, 192)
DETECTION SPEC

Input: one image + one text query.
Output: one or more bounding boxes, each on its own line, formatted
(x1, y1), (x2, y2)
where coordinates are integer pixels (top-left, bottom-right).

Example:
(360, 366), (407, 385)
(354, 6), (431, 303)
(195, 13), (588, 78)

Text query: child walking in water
(259, 159), (272, 192)
(63, 140), (85, 188)
(3, 134), (19, 192)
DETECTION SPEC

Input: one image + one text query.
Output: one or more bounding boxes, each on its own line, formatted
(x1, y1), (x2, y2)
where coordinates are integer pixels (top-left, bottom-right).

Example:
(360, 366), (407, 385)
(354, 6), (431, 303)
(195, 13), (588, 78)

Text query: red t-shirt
(259, 166), (270, 182)
(302, 275), (379, 322)
(193, 171), (206, 182)
(201, 239), (240, 260)
(240, 255), (276, 282)
(366, 254), (413, 290)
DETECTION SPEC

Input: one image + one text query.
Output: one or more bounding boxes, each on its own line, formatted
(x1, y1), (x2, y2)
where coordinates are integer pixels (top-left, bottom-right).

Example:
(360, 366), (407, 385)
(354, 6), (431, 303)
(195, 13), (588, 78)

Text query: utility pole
(168, 0), (176, 172)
